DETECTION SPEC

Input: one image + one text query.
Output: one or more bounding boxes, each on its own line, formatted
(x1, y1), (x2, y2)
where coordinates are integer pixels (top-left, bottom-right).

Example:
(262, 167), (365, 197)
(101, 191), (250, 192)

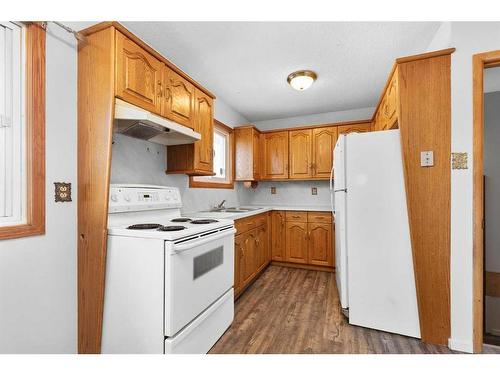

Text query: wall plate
(54, 182), (72, 202)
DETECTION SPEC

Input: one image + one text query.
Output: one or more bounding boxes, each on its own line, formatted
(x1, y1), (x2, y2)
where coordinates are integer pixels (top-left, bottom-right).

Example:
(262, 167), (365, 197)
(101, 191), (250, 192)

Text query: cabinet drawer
(307, 212), (332, 224)
(235, 213), (267, 234)
(286, 211), (308, 222)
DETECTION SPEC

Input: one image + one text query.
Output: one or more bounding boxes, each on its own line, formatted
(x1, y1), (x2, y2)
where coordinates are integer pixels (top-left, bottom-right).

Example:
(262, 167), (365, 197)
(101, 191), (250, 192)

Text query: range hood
(113, 99), (201, 146)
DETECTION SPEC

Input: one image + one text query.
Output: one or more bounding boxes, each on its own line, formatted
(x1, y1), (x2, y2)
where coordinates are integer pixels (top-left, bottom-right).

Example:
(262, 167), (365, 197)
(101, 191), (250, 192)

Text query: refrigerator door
(335, 189), (348, 309)
(345, 130), (420, 338)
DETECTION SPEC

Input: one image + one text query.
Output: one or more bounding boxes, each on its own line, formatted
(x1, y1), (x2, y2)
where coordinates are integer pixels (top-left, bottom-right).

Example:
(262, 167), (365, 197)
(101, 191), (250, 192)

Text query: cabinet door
(289, 129), (312, 179)
(241, 230), (257, 286)
(312, 127), (338, 178)
(193, 89), (214, 173)
(163, 69), (195, 129)
(234, 234), (243, 293)
(253, 129), (261, 180)
(338, 122), (371, 135)
(285, 222), (308, 264)
(308, 222), (333, 267)
(271, 211), (286, 261)
(263, 131), (289, 179)
(255, 225), (268, 271)
(115, 31), (163, 115)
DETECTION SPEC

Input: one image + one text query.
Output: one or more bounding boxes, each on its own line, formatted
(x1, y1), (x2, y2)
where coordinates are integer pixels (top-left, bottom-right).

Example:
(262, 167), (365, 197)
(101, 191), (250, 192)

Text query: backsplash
(110, 134), (241, 213)
(238, 180), (332, 208)
(111, 133), (333, 213)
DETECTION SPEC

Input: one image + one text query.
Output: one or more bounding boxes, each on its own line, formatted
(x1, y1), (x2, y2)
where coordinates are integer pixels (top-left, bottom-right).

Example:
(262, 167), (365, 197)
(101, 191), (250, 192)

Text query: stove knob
(124, 195), (131, 202)
(110, 194), (118, 202)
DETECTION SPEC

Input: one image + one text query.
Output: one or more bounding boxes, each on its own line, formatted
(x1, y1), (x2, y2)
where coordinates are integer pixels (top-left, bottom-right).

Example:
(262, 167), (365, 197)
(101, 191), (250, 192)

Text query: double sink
(195, 206), (265, 219)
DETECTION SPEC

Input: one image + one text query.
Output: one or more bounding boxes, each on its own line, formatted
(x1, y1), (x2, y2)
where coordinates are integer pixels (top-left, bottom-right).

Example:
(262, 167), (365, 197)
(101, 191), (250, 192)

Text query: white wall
(253, 107), (374, 131)
(0, 24), (77, 353)
(426, 21), (500, 353)
(484, 90), (500, 336)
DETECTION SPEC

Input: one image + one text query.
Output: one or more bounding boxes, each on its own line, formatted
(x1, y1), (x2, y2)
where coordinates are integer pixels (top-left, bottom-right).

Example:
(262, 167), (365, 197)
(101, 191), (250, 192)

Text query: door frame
(472, 50), (500, 353)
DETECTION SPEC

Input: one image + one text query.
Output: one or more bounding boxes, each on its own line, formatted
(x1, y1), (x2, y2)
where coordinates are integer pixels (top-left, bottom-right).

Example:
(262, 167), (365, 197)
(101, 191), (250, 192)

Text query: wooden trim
(79, 21), (215, 99)
(485, 272), (500, 298)
(472, 50), (500, 353)
(0, 23), (46, 240)
(395, 48), (456, 64)
(78, 26), (116, 354)
(249, 119), (372, 134)
(189, 120), (235, 189)
(271, 261), (334, 273)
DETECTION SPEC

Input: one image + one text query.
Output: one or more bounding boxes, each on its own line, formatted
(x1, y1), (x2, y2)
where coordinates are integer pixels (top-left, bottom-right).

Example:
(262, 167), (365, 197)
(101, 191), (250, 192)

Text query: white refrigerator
(330, 129), (420, 338)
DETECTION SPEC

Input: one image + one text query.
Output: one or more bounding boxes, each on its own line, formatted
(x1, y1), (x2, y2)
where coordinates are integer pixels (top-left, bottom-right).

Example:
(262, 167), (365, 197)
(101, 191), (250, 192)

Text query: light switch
(270, 187), (276, 194)
(420, 151), (434, 167)
(311, 187), (318, 195)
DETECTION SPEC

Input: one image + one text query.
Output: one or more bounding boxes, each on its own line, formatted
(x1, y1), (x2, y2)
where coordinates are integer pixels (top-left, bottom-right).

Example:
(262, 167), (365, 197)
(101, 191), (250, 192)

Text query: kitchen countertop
(185, 205), (332, 221)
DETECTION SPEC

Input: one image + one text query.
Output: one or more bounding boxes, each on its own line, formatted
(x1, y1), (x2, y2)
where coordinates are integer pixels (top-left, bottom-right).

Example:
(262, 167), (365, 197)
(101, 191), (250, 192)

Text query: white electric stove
(102, 184), (236, 354)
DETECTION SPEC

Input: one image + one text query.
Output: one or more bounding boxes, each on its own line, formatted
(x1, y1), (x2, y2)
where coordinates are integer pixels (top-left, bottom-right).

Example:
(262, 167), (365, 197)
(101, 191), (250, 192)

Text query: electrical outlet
(271, 187), (276, 194)
(54, 182), (72, 202)
(311, 187), (318, 195)
(420, 151), (434, 167)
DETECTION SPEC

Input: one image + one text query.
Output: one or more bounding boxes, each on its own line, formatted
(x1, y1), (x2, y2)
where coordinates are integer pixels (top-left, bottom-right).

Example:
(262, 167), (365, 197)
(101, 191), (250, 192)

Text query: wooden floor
(210, 265), (465, 354)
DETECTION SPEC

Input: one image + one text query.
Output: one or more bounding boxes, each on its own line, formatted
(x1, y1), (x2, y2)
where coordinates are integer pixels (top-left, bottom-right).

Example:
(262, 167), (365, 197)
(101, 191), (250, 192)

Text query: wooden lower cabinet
(270, 211), (286, 261)
(285, 222), (309, 264)
(308, 222), (334, 267)
(234, 213), (271, 298)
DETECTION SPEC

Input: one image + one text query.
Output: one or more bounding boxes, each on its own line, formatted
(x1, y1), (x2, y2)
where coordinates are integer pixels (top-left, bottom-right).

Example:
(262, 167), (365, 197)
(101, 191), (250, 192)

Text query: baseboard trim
(448, 337), (474, 353)
(271, 261), (334, 273)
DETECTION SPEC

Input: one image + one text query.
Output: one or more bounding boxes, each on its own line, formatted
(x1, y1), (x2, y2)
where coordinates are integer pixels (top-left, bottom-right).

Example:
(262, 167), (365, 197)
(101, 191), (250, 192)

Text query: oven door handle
(171, 228), (236, 254)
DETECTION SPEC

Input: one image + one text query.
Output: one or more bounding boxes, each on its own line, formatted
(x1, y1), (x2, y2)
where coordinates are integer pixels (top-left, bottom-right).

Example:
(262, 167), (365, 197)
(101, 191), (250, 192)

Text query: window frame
(189, 119), (234, 189)
(0, 22), (45, 240)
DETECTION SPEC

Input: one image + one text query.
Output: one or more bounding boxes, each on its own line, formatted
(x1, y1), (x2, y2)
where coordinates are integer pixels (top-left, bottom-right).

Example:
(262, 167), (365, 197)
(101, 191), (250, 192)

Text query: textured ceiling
(118, 22), (441, 121)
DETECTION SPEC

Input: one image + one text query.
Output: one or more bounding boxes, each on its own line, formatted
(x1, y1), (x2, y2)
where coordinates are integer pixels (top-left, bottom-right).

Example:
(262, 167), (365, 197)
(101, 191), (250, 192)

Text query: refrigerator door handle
(334, 188), (347, 193)
(329, 164), (335, 213)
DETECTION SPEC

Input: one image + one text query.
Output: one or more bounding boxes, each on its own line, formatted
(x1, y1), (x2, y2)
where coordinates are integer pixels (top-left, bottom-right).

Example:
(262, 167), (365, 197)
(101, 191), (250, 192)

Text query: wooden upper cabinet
(262, 131), (289, 179)
(115, 31), (163, 115)
(308, 222), (333, 267)
(163, 69), (195, 129)
(271, 211), (286, 261)
(312, 127), (338, 178)
(338, 122), (372, 135)
(372, 67), (399, 132)
(235, 126), (261, 181)
(285, 222), (308, 264)
(193, 88), (214, 173)
(289, 129), (312, 179)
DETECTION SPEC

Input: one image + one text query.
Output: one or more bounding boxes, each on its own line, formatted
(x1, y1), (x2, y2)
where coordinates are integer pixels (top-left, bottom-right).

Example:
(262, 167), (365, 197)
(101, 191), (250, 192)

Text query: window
(0, 22), (25, 226)
(190, 120), (234, 189)
(0, 22), (45, 239)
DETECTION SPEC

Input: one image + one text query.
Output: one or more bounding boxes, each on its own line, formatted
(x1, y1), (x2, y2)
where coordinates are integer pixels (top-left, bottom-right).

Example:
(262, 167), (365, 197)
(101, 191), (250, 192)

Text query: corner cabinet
(115, 31), (164, 115)
(166, 89), (214, 175)
(234, 126), (261, 181)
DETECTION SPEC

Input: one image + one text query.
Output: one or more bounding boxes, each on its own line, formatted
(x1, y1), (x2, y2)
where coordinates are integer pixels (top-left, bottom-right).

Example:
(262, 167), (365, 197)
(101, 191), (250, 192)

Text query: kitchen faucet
(216, 200), (226, 209)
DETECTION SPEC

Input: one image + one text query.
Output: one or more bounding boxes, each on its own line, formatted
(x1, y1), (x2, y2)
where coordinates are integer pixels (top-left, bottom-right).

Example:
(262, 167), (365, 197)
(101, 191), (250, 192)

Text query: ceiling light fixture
(287, 70), (317, 91)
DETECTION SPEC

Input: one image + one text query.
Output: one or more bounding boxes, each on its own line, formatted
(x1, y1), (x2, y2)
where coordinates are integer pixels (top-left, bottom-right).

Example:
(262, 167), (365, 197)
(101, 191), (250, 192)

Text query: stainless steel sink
(202, 207), (263, 213)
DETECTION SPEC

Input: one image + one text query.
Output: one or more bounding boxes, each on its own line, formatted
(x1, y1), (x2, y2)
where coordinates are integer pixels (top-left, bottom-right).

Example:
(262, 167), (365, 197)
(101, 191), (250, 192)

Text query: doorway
(473, 50), (500, 353)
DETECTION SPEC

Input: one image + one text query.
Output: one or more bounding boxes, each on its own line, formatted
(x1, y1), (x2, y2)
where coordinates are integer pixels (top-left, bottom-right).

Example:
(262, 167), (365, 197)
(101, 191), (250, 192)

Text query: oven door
(164, 227), (235, 337)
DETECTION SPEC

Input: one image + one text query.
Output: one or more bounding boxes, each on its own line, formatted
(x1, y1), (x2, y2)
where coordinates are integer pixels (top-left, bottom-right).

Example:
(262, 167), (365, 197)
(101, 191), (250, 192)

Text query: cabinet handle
(164, 87), (171, 101)
(157, 81), (163, 98)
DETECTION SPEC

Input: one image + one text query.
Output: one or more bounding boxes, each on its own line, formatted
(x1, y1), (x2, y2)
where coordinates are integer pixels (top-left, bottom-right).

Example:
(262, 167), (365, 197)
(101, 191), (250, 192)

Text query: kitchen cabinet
(289, 129), (312, 179)
(115, 31), (164, 115)
(373, 68), (399, 132)
(338, 122), (372, 135)
(262, 131), (289, 179)
(166, 88), (214, 175)
(312, 127), (338, 179)
(235, 126), (261, 181)
(285, 222), (309, 264)
(308, 222), (334, 267)
(270, 211), (286, 261)
(234, 212), (270, 298)
(163, 68), (195, 129)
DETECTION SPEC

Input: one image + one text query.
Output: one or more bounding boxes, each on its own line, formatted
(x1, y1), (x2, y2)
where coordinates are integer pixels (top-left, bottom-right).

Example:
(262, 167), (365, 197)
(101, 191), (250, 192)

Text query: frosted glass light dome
(287, 70), (317, 91)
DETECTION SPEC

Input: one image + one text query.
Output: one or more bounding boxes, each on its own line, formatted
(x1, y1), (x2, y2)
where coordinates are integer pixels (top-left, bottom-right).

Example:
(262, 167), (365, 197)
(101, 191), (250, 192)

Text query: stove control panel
(108, 184), (182, 213)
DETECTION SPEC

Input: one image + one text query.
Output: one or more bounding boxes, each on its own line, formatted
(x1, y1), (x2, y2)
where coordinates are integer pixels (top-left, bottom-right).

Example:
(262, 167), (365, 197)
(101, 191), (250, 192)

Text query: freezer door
(335, 190), (348, 309)
(333, 135), (346, 192)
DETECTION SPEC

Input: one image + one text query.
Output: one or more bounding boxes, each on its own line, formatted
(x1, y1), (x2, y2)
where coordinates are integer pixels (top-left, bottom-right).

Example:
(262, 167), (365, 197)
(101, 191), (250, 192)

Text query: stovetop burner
(171, 218), (192, 223)
(191, 219), (219, 224)
(127, 223), (162, 230)
(157, 225), (187, 232)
